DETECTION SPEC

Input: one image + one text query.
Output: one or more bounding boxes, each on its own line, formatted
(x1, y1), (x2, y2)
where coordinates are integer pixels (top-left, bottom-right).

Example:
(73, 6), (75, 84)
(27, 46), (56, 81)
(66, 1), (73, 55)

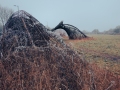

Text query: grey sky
(0, 0), (120, 31)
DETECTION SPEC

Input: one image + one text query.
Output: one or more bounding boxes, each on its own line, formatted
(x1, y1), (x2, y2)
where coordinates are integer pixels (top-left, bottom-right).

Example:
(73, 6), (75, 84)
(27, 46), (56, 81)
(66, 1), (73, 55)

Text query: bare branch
(0, 5), (14, 26)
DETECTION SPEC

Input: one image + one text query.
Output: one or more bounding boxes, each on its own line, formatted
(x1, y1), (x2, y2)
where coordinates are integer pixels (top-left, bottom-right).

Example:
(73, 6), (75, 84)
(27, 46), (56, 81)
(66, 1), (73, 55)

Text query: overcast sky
(0, 0), (120, 31)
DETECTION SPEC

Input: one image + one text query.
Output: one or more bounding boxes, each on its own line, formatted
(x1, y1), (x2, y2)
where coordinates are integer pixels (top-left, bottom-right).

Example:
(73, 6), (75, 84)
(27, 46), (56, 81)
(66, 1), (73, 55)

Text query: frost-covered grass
(0, 34), (120, 90)
(64, 34), (120, 75)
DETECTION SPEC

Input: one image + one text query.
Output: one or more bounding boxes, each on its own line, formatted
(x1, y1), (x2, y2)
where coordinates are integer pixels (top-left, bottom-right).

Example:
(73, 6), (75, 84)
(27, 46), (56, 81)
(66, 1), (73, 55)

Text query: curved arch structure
(52, 21), (87, 39)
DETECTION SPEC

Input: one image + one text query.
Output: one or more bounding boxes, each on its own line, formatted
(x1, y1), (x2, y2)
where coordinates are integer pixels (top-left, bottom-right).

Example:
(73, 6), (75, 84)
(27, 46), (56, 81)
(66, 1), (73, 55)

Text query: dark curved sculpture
(52, 21), (87, 39)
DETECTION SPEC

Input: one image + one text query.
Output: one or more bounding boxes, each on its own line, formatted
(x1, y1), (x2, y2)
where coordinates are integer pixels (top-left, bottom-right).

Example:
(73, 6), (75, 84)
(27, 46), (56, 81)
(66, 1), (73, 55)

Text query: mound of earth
(0, 10), (65, 57)
(0, 10), (88, 90)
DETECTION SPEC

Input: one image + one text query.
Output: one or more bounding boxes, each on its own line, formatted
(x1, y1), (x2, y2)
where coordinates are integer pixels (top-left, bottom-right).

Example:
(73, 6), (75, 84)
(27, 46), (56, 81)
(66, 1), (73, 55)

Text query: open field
(64, 34), (120, 75)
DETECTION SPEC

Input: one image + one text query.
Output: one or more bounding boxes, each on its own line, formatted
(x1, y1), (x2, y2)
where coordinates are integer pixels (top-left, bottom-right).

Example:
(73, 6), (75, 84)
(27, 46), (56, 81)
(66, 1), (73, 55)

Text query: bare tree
(92, 29), (99, 34)
(0, 5), (14, 33)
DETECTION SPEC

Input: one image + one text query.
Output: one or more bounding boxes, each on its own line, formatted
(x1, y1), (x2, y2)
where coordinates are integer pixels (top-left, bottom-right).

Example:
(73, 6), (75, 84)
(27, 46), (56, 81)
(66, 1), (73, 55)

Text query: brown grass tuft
(0, 46), (120, 90)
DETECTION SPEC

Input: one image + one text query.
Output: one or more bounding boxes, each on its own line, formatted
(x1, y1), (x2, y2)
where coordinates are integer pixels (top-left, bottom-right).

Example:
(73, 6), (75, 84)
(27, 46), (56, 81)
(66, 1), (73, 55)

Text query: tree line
(82, 26), (120, 35)
(103, 25), (120, 35)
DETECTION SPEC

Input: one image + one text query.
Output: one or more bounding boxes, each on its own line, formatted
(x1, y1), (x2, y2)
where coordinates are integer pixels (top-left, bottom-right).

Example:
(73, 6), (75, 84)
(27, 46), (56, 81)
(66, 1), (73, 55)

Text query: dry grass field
(0, 34), (120, 90)
(65, 34), (120, 75)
